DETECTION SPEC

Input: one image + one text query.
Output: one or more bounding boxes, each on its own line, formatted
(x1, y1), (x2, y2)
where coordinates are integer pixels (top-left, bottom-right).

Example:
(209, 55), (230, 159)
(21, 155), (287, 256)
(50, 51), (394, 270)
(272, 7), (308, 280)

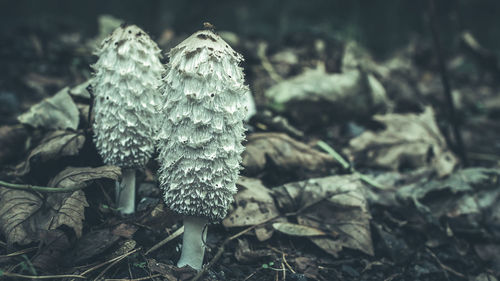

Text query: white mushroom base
(177, 215), (208, 270)
(116, 168), (136, 215)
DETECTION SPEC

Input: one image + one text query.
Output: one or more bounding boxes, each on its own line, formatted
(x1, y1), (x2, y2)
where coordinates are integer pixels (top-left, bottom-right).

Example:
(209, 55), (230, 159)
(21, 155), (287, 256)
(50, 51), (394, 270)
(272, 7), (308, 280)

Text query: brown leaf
(223, 177), (281, 241)
(46, 190), (88, 238)
(397, 168), (500, 233)
(17, 87), (80, 130)
(264, 66), (392, 125)
(272, 222), (326, 236)
(345, 107), (458, 177)
(112, 223), (139, 238)
(273, 175), (374, 257)
(0, 166), (120, 245)
(242, 133), (337, 176)
(0, 188), (43, 245)
(46, 166), (120, 237)
(15, 130), (85, 176)
(48, 165), (121, 190)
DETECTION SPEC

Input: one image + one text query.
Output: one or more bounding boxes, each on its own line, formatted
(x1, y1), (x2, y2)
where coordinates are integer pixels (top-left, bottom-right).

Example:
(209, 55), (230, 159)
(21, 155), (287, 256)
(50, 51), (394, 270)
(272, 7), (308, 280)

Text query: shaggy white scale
(92, 24), (164, 214)
(158, 29), (248, 222)
(158, 28), (248, 270)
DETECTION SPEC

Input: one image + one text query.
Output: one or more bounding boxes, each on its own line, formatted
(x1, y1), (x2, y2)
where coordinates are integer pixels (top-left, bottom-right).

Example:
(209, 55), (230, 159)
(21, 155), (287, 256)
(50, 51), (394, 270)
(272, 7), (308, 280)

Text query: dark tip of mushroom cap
(202, 22), (215, 31)
(120, 22), (129, 28)
(196, 33), (216, 42)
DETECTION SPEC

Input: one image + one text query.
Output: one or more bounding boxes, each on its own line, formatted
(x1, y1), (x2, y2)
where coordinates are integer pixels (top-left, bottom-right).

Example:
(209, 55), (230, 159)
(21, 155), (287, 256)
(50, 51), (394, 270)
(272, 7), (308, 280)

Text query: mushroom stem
(177, 215), (208, 270)
(116, 168), (136, 215)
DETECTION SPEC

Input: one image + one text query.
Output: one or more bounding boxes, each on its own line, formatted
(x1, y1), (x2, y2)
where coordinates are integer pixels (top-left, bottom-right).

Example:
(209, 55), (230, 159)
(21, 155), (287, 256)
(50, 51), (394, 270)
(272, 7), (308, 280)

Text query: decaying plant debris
(0, 17), (499, 281)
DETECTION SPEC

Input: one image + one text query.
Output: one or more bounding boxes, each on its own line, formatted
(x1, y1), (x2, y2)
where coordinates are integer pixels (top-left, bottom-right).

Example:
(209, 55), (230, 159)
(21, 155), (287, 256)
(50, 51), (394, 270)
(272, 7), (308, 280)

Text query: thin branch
(105, 274), (162, 281)
(0, 271), (86, 279)
(80, 248), (140, 277)
(145, 226), (184, 255)
(428, 0), (467, 165)
(0, 180), (84, 193)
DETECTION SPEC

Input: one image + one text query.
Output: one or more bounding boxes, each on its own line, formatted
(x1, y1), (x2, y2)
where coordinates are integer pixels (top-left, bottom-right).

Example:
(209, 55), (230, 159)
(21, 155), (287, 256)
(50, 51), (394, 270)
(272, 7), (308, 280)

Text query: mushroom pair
(91, 24), (248, 270)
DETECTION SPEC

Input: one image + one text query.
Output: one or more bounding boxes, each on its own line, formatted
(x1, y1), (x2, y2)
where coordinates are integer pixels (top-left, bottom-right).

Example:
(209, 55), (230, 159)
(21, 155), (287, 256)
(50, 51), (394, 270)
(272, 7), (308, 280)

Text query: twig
(428, 0), (467, 165)
(94, 250), (135, 281)
(281, 261), (286, 281)
(0, 180), (85, 193)
(0, 247), (37, 258)
(104, 274), (162, 281)
(242, 271), (257, 281)
(191, 215), (281, 281)
(0, 271), (86, 279)
(282, 253), (295, 274)
(145, 226), (184, 255)
(426, 248), (466, 279)
(79, 248), (140, 277)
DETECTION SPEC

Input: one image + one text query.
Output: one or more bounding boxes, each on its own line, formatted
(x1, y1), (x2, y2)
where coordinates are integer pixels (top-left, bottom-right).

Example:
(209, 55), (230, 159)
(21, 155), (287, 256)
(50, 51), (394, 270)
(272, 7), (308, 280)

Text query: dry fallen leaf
(0, 165), (120, 245)
(223, 177), (281, 241)
(15, 130), (85, 176)
(242, 133), (337, 177)
(345, 107), (458, 177)
(397, 168), (500, 232)
(272, 222), (327, 236)
(0, 187), (43, 245)
(273, 175), (374, 257)
(17, 87), (80, 130)
(264, 65), (391, 124)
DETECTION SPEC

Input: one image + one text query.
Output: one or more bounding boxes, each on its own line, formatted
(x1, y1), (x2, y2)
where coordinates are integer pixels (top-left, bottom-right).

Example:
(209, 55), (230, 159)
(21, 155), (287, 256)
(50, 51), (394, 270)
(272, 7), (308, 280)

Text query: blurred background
(1, 0), (499, 55)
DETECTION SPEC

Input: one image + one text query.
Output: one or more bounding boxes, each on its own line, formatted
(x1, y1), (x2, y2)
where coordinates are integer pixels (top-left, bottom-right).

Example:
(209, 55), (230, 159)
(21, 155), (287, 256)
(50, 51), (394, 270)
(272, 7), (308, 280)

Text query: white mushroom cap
(92, 24), (164, 168)
(158, 29), (248, 222)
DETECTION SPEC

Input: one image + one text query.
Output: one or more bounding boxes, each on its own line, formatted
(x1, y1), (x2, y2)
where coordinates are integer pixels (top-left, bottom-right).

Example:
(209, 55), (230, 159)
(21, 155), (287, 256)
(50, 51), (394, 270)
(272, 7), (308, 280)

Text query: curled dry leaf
(15, 130), (85, 176)
(264, 65), (391, 126)
(17, 87), (80, 130)
(345, 107), (458, 177)
(223, 177), (281, 241)
(0, 165), (120, 245)
(0, 187), (43, 245)
(397, 168), (500, 233)
(48, 165), (121, 190)
(242, 132), (337, 177)
(273, 175), (374, 257)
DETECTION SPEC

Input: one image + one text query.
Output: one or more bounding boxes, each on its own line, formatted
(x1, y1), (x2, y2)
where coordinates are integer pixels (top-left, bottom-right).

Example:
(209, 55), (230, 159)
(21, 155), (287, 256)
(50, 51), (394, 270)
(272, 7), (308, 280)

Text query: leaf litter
(0, 17), (499, 281)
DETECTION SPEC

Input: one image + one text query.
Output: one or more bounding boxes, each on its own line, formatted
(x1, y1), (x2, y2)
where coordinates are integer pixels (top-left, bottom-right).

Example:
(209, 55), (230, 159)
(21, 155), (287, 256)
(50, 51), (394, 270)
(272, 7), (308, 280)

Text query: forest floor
(0, 17), (499, 281)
